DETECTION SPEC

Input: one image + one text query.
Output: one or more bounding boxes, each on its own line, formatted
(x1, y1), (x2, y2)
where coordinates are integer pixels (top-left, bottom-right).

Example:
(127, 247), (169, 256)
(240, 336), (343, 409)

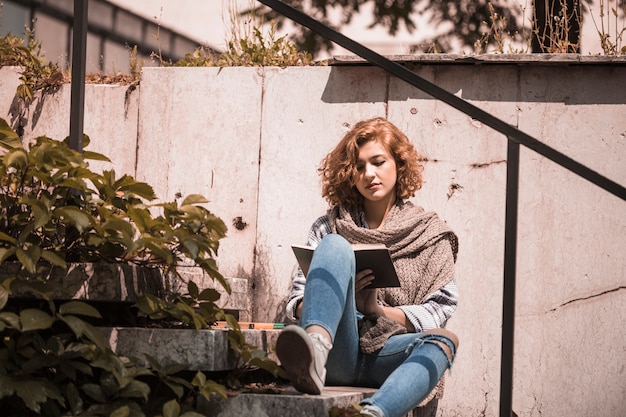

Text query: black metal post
(500, 138), (520, 417)
(69, 0), (88, 152)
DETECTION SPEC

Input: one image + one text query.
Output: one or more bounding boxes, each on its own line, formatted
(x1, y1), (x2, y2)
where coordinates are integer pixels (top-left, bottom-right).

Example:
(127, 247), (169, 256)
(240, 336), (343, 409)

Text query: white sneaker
(359, 404), (385, 417)
(276, 325), (331, 395)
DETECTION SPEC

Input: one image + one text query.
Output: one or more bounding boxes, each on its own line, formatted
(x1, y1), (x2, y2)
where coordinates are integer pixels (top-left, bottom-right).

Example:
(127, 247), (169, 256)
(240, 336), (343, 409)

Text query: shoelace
(309, 332), (332, 351)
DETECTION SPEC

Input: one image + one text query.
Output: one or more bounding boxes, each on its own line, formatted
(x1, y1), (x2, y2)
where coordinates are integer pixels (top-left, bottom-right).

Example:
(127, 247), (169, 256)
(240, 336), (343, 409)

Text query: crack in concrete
(550, 286), (625, 312)
(470, 160), (507, 169)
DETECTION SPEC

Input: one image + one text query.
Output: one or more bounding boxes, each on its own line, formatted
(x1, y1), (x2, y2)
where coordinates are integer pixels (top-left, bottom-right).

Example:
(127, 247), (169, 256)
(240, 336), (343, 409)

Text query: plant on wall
(0, 119), (284, 416)
(0, 29), (64, 99)
(0, 118), (227, 289)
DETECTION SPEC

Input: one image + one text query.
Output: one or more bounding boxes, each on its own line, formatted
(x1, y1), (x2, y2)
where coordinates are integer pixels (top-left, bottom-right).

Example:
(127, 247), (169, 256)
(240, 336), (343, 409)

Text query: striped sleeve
(397, 278), (458, 332)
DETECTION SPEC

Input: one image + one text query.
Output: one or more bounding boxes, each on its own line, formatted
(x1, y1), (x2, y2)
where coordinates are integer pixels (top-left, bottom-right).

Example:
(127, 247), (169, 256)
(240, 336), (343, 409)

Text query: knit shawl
(327, 200), (458, 308)
(328, 200), (459, 405)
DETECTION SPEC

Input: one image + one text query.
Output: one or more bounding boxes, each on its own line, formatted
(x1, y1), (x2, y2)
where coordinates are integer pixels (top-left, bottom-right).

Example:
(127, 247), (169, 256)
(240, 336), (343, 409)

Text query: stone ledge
(200, 386), (436, 417)
(1, 262), (248, 317)
(1, 263), (167, 302)
(100, 327), (280, 371)
(200, 386), (377, 417)
(100, 327), (435, 416)
(328, 53), (626, 66)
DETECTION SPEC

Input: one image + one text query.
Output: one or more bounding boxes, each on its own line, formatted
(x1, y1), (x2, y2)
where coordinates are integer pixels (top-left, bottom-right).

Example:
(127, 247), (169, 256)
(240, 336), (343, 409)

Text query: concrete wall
(1, 58), (624, 417)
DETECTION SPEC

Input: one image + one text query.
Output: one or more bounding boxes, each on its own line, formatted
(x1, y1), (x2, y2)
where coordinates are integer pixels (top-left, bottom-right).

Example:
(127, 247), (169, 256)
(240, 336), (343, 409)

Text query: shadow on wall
(321, 64), (626, 105)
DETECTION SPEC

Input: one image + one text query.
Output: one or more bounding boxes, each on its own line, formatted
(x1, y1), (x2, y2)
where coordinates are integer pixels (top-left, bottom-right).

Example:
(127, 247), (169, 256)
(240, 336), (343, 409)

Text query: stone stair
(104, 326), (437, 417)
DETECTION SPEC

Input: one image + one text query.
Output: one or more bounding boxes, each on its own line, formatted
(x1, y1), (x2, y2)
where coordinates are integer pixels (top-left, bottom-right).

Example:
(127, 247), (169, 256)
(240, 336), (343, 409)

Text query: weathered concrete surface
(3, 58), (625, 416)
(101, 327), (280, 371)
(200, 386), (378, 417)
(200, 386), (433, 417)
(511, 64), (626, 417)
(102, 327), (235, 371)
(136, 67), (261, 323)
(255, 65), (389, 321)
(0, 71), (139, 176)
(0, 263), (167, 302)
(0, 66), (21, 121)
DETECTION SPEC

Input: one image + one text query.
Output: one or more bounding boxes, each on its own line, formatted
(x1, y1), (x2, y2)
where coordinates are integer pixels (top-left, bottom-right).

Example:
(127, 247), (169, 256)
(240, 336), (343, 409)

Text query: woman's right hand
(355, 269), (380, 315)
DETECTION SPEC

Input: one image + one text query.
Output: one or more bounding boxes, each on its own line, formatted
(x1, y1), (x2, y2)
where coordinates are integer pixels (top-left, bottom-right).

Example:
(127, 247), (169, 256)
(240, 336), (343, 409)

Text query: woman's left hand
(355, 269), (381, 316)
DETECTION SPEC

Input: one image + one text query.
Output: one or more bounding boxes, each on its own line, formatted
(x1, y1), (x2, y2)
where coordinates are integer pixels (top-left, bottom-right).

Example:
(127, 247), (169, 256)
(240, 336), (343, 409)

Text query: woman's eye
(356, 165), (364, 172)
(373, 160), (385, 166)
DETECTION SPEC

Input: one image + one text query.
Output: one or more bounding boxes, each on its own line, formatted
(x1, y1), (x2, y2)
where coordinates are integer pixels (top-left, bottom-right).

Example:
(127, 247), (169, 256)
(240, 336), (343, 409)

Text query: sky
(106, 0), (441, 58)
(106, 0), (609, 56)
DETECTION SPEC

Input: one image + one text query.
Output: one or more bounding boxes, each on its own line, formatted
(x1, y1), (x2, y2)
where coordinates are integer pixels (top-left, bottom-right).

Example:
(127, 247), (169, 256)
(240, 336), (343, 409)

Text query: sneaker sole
(276, 326), (322, 395)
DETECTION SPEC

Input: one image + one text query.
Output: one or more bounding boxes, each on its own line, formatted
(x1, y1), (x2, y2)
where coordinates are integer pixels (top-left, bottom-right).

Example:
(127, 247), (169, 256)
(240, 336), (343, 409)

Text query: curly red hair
(319, 117), (424, 208)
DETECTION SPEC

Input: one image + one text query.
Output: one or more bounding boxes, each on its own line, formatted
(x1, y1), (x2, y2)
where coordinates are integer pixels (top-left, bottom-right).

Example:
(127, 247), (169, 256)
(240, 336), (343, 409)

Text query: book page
(291, 244), (400, 288)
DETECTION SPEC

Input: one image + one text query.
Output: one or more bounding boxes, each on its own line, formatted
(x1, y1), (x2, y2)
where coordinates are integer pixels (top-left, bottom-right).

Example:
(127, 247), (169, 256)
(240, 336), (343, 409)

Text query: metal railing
(68, 1), (626, 416)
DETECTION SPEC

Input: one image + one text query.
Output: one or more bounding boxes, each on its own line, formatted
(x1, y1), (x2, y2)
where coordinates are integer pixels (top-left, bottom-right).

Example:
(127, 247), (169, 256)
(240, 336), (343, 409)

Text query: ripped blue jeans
(299, 234), (456, 417)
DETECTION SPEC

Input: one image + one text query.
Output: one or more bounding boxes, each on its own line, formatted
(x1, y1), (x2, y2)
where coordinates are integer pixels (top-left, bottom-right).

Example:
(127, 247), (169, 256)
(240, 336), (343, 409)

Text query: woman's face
(354, 140), (397, 205)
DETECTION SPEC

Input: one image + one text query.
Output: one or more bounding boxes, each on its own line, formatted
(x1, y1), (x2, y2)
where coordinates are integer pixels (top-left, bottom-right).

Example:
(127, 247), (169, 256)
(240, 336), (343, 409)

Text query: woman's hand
(355, 269), (381, 316)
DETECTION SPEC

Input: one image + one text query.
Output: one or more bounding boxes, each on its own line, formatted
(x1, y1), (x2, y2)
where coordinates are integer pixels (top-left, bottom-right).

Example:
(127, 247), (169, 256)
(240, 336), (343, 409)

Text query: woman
(276, 117), (459, 417)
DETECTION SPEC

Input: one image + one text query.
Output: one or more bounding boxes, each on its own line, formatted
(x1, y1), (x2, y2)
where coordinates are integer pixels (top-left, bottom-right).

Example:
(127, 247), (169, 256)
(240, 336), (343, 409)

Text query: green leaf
(187, 281), (199, 299)
(14, 380), (48, 413)
(126, 206), (156, 233)
(198, 378), (228, 400)
(40, 250), (67, 268)
(20, 308), (55, 331)
(191, 371), (206, 386)
(142, 240), (175, 263)
(181, 194), (208, 205)
(66, 382), (84, 415)
(133, 294), (165, 316)
(83, 150), (111, 162)
(0, 311), (21, 329)
(55, 206), (93, 232)
(182, 238), (200, 259)
(197, 288), (220, 302)
(24, 198), (51, 229)
(0, 285), (8, 310)
(114, 175), (156, 200)
(0, 247), (17, 264)
(58, 177), (89, 191)
(163, 399), (181, 417)
(4, 148), (28, 168)
(110, 405), (131, 417)
(0, 374), (15, 397)
(61, 315), (107, 351)
(14, 379), (65, 413)
(81, 320), (108, 351)
(0, 118), (22, 150)
(0, 231), (17, 244)
(120, 379), (150, 400)
(81, 383), (107, 402)
(163, 379), (185, 399)
(16, 244), (42, 274)
(59, 301), (102, 318)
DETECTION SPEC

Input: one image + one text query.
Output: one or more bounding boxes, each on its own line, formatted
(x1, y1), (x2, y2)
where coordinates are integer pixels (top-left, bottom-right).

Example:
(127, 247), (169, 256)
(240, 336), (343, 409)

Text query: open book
(291, 243), (401, 288)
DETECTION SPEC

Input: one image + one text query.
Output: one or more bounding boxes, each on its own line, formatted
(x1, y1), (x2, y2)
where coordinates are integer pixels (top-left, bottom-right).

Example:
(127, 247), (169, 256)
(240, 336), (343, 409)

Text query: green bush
(0, 117), (228, 291)
(0, 119), (284, 416)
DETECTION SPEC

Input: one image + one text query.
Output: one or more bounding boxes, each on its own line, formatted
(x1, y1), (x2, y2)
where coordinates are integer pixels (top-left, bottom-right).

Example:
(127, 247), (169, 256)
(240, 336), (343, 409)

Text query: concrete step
(199, 386), (377, 417)
(199, 386), (438, 417)
(102, 327), (436, 417)
(101, 327), (280, 371)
